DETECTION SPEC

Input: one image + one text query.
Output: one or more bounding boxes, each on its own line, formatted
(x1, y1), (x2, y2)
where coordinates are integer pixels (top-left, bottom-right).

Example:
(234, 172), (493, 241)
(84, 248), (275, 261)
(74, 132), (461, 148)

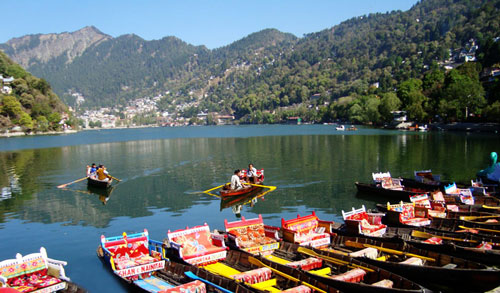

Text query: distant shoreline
(0, 130), (78, 138)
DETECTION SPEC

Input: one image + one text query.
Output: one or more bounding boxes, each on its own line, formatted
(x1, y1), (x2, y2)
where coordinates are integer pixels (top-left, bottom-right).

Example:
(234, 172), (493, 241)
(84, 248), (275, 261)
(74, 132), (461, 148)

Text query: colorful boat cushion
(281, 213), (330, 246)
(160, 280), (206, 293)
(331, 268), (366, 283)
(285, 257), (322, 271)
(410, 194), (431, 208)
(343, 207), (386, 235)
(401, 257), (423, 266)
(228, 224), (277, 248)
(372, 279), (394, 288)
(399, 204), (431, 226)
(170, 227), (225, 259)
(282, 285), (312, 293)
(231, 267), (272, 284)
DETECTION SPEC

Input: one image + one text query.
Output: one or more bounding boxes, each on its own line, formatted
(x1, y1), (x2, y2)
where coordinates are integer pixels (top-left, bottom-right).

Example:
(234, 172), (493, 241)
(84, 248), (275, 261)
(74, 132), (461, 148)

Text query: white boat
(336, 125), (345, 131)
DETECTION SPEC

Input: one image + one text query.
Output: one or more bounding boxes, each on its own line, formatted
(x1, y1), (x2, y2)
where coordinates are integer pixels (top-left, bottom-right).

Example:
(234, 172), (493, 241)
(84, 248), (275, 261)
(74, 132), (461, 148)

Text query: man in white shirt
(246, 163), (258, 183)
(231, 169), (243, 190)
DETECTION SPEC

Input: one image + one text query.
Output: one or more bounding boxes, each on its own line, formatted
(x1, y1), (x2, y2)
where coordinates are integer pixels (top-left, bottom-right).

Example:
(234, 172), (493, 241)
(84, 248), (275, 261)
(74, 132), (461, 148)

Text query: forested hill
(1, 0), (500, 124)
(0, 51), (71, 132)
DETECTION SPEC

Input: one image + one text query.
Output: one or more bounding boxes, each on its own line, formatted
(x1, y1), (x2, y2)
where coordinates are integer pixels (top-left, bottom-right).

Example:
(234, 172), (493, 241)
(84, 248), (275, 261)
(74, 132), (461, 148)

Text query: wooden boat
(87, 176), (112, 188)
(327, 234), (500, 292)
(98, 229), (218, 293)
(383, 226), (500, 266)
(166, 223), (339, 292)
(156, 260), (253, 293)
(220, 183), (262, 197)
(220, 168), (265, 197)
(260, 241), (430, 292)
(355, 182), (432, 201)
(0, 247), (86, 293)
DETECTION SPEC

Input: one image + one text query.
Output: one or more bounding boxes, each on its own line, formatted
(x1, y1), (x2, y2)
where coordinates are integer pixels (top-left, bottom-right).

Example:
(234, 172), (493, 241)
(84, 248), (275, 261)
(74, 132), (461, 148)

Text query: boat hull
(329, 235), (500, 292)
(355, 182), (429, 200)
(87, 177), (112, 188)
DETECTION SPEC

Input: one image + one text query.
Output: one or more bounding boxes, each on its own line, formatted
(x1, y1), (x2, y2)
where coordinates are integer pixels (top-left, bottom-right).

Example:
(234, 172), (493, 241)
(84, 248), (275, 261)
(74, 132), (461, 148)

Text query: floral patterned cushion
(160, 280), (206, 293)
(285, 257), (323, 271)
(171, 229), (218, 258)
(229, 224), (277, 248)
(231, 267), (272, 284)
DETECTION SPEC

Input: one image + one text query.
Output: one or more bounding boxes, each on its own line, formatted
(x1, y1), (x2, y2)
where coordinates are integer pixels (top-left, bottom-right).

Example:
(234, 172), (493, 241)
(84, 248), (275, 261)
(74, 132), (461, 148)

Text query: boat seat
(285, 257), (323, 271)
(167, 224), (227, 266)
(281, 211), (332, 248)
(282, 285), (312, 293)
(231, 267), (272, 284)
(441, 263), (457, 269)
(342, 206), (386, 237)
(331, 268), (366, 283)
(225, 215), (280, 256)
(372, 279), (394, 288)
(0, 247), (67, 293)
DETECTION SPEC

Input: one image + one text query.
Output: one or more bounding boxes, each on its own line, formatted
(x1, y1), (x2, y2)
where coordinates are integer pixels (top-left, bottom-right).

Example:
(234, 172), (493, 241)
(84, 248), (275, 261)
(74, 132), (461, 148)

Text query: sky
(1, 0), (418, 49)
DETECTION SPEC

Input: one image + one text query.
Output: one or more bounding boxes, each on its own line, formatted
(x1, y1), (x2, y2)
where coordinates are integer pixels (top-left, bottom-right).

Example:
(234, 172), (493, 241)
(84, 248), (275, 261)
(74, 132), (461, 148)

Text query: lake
(0, 125), (499, 292)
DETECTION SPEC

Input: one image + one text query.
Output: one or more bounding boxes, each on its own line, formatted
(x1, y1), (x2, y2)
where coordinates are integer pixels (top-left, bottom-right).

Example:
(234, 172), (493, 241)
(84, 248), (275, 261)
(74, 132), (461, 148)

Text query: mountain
(0, 26), (110, 68)
(0, 51), (71, 132)
(1, 0), (499, 124)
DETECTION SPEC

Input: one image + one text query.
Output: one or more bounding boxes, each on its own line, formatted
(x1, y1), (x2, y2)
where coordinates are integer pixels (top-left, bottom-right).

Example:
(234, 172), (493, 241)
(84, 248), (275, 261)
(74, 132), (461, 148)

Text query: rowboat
(355, 182), (431, 201)
(327, 234), (500, 292)
(220, 183), (262, 197)
(98, 229), (218, 293)
(165, 223), (338, 292)
(156, 260), (252, 293)
(384, 226), (500, 266)
(0, 247), (85, 293)
(260, 241), (430, 292)
(87, 176), (113, 188)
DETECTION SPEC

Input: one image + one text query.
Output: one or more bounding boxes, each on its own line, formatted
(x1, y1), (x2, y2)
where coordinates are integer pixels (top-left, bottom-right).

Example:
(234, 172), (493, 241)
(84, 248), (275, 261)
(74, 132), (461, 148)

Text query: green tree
(36, 116), (49, 132)
(19, 112), (33, 130)
(379, 92), (402, 122)
(1, 96), (23, 118)
(442, 68), (486, 120)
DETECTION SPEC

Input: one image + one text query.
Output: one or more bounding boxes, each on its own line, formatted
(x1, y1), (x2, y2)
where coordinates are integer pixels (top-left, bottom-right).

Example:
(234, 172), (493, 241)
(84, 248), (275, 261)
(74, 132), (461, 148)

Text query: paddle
(109, 175), (121, 182)
(57, 177), (88, 189)
(243, 183), (277, 190)
(184, 271), (232, 293)
(482, 205), (500, 210)
(460, 215), (500, 221)
(411, 230), (478, 244)
(458, 225), (500, 234)
(296, 247), (374, 272)
(247, 256), (327, 293)
(344, 240), (435, 262)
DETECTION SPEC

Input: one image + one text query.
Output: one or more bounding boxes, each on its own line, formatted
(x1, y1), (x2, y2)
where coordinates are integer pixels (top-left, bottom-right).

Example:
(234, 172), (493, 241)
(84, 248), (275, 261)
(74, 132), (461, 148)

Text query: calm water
(1, 125), (499, 292)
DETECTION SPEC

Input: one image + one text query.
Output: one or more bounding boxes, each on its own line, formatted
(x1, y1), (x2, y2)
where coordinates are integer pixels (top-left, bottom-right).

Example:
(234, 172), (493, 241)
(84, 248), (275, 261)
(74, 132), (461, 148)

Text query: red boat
(220, 169), (264, 197)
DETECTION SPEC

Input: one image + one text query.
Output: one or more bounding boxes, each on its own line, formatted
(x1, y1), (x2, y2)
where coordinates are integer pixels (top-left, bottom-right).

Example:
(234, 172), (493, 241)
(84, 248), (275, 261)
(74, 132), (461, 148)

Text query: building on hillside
(216, 115), (235, 125)
(1, 86), (12, 94)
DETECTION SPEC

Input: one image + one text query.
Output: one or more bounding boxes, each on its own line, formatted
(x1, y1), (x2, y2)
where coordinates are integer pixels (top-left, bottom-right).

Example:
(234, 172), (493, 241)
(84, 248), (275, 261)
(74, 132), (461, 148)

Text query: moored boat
(0, 247), (86, 293)
(327, 234), (500, 292)
(165, 223), (339, 292)
(260, 241), (430, 292)
(97, 229), (212, 293)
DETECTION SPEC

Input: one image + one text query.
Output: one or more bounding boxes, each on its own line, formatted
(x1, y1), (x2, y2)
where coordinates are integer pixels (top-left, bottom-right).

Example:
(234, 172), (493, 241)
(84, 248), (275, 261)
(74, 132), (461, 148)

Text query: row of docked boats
(92, 208), (500, 293)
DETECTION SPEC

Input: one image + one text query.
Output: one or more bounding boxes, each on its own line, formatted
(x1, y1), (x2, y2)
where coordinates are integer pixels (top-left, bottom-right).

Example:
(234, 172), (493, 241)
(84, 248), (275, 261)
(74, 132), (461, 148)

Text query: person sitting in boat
(86, 163), (98, 179)
(231, 169), (244, 190)
(246, 163), (258, 183)
(96, 165), (112, 182)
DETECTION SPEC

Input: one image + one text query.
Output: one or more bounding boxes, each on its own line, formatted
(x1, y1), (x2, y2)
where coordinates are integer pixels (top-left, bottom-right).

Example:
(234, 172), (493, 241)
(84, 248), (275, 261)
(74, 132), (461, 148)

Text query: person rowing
(231, 169), (244, 190)
(96, 165), (112, 182)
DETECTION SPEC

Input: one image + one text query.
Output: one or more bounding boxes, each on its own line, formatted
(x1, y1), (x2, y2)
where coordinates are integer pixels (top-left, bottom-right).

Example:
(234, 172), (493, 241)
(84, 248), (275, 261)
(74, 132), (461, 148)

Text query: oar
(411, 230), (478, 244)
(458, 225), (500, 234)
(344, 240), (435, 262)
(243, 183), (277, 190)
(247, 256), (326, 293)
(482, 205), (500, 210)
(184, 271), (233, 293)
(460, 215), (500, 221)
(412, 230), (500, 247)
(57, 177), (88, 188)
(297, 247), (374, 272)
(109, 175), (121, 182)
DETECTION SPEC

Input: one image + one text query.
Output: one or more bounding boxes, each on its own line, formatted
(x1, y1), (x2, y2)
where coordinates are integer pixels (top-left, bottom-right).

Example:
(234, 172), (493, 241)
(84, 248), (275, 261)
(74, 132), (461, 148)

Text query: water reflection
(0, 129), (499, 229)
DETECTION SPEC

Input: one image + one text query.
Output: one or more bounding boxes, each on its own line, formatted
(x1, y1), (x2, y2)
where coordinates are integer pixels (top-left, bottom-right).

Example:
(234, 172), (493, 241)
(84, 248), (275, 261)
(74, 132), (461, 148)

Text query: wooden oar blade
(57, 177), (87, 189)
